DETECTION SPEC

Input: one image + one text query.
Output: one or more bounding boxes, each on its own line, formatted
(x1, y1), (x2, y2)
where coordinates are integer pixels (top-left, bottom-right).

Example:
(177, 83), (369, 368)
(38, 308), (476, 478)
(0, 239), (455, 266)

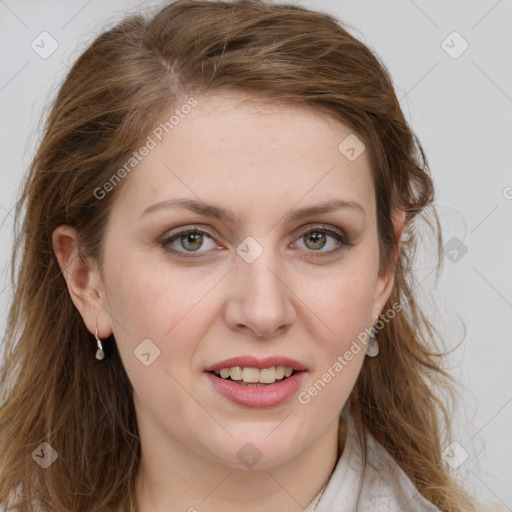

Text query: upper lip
(204, 356), (307, 372)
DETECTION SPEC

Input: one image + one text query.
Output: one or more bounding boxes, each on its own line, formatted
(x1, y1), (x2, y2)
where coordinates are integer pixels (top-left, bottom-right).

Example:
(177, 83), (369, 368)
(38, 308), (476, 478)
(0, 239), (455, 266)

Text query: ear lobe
(52, 225), (111, 337)
(371, 208), (406, 322)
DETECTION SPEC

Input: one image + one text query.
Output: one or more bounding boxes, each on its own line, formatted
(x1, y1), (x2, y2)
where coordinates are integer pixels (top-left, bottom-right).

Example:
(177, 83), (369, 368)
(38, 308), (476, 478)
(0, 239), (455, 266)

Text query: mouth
(204, 357), (307, 408)
(208, 366), (300, 387)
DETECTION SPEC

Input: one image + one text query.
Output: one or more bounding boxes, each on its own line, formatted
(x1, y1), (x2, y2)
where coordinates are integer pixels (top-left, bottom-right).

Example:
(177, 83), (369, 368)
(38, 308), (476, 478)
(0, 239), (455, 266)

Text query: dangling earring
(94, 325), (105, 360)
(366, 327), (379, 357)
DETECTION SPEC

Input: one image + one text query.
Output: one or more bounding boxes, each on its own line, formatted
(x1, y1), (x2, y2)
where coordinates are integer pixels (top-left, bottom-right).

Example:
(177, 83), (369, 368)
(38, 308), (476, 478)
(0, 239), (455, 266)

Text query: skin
(53, 91), (404, 512)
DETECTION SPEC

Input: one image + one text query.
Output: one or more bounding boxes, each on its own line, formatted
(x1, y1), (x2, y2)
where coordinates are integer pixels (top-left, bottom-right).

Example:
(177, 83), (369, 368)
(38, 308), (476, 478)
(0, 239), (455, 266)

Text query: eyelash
(159, 224), (352, 259)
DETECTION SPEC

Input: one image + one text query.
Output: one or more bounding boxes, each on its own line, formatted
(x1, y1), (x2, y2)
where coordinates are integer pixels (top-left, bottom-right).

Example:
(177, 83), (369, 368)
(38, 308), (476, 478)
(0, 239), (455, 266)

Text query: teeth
(242, 367), (260, 383)
(230, 366), (243, 380)
(219, 368), (230, 379)
(214, 366), (295, 384)
(259, 368), (276, 384)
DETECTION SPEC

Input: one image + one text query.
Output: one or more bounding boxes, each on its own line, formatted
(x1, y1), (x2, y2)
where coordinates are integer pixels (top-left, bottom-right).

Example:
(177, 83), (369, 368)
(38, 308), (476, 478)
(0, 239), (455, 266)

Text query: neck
(134, 417), (345, 512)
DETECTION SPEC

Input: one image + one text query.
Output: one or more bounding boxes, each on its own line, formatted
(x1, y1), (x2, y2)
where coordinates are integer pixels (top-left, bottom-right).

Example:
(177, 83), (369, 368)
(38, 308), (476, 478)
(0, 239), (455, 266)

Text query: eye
(161, 227), (220, 256)
(160, 224), (351, 259)
(292, 224), (351, 257)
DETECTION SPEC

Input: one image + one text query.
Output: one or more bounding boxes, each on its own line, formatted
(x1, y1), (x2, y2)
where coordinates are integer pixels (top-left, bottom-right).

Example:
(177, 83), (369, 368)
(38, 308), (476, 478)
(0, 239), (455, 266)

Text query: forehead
(166, 91), (366, 164)
(111, 90), (375, 222)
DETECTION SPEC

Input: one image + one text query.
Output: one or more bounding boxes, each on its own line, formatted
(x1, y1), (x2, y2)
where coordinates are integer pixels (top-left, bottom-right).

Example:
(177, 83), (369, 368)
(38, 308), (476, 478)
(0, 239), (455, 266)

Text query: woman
(0, 1), (500, 510)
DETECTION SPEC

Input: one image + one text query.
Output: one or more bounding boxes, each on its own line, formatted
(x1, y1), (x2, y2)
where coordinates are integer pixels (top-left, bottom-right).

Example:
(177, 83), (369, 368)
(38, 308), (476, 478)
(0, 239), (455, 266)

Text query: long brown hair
(0, 1), (477, 510)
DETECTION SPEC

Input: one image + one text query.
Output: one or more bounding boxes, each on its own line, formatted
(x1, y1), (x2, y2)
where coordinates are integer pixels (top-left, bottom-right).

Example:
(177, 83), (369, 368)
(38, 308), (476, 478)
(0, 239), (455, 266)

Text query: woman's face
(90, 91), (398, 469)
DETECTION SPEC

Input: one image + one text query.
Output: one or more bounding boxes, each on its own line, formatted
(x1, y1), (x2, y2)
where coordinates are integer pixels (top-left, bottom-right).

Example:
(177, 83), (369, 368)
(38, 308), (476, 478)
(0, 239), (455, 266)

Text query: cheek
(103, 250), (218, 369)
(102, 255), (207, 418)
(297, 244), (379, 405)
(296, 273), (375, 413)
(311, 278), (374, 380)
(309, 250), (379, 341)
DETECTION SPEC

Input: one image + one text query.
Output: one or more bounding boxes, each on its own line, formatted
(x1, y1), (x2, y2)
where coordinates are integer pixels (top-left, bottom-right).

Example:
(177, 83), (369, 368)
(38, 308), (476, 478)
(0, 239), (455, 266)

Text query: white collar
(311, 414), (442, 512)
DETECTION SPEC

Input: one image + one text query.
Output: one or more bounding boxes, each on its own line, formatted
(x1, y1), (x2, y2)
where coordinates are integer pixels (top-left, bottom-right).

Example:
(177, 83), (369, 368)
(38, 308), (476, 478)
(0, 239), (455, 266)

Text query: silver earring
(366, 329), (379, 357)
(94, 325), (105, 361)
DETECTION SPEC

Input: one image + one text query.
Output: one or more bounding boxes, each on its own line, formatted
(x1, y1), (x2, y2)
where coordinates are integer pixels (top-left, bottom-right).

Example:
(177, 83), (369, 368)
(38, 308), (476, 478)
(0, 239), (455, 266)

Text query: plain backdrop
(1, 0), (511, 506)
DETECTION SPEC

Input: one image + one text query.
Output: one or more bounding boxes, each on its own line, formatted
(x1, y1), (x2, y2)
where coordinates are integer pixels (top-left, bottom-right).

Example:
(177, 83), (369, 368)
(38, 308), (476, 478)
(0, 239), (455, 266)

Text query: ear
(371, 209), (406, 323)
(51, 225), (112, 338)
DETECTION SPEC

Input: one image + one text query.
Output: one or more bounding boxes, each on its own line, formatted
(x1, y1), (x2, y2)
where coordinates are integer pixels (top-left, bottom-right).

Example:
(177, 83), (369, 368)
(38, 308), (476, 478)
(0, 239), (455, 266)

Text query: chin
(202, 432), (304, 471)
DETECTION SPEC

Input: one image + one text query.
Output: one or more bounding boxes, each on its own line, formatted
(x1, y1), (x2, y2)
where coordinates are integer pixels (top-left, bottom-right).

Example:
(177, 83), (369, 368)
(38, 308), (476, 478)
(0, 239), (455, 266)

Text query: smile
(213, 365), (295, 384)
(205, 368), (306, 408)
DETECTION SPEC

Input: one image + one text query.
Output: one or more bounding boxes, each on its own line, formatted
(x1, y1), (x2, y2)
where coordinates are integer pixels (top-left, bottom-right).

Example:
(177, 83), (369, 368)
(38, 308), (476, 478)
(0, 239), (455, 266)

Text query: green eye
(161, 224), (351, 259)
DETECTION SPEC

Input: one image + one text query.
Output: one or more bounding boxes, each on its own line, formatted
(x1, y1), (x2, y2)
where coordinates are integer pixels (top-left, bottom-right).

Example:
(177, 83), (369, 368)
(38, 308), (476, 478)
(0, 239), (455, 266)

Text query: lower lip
(205, 371), (306, 408)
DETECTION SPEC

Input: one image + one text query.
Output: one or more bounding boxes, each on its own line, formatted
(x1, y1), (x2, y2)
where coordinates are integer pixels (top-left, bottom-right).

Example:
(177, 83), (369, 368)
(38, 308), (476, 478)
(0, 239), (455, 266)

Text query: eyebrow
(140, 198), (366, 224)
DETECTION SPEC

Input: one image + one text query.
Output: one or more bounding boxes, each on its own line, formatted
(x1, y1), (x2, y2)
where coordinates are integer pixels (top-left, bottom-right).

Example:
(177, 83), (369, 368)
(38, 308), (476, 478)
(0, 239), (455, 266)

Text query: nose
(223, 244), (296, 338)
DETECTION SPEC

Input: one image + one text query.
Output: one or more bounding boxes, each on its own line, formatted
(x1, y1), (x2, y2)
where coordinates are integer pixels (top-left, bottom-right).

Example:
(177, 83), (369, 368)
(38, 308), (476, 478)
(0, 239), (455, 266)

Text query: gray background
(1, 0), (511, 507)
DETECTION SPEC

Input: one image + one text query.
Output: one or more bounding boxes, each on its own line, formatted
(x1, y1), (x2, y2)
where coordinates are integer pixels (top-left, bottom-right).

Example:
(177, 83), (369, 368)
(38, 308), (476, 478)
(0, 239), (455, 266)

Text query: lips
(204, 355), (307, 408)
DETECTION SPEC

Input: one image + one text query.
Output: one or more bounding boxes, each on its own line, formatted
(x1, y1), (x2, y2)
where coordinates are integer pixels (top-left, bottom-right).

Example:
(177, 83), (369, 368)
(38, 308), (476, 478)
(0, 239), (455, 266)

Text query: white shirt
(303, 414), (442, 512)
